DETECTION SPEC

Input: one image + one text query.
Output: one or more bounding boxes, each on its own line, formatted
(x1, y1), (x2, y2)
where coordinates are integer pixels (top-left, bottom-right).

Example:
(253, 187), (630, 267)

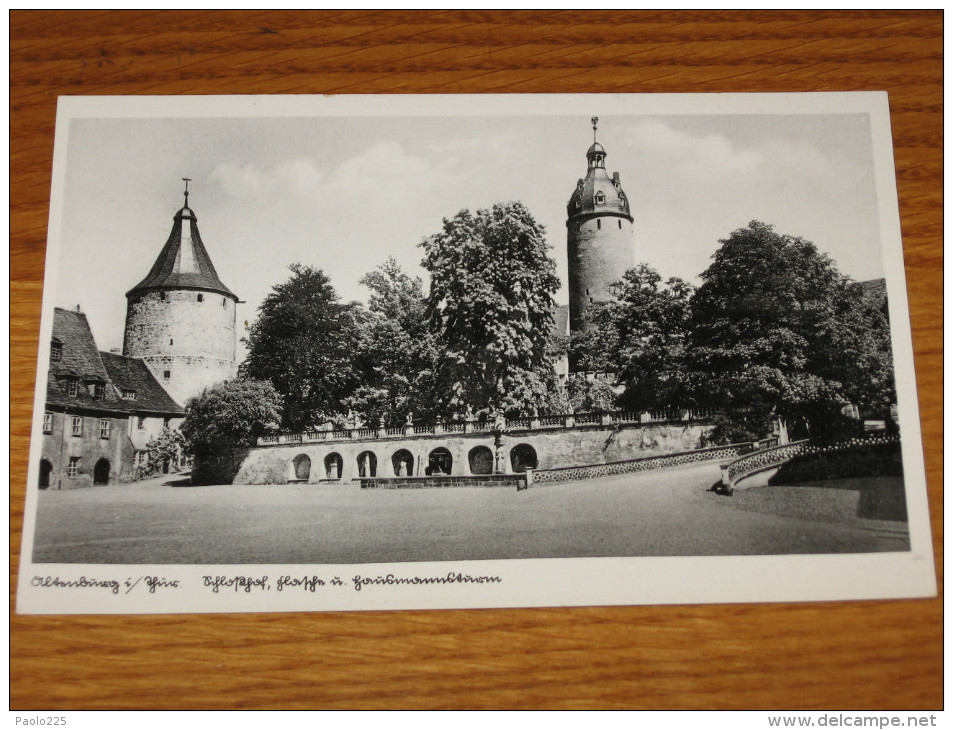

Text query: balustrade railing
(257, 406), (728, 446)
(720, 432), (900, 493)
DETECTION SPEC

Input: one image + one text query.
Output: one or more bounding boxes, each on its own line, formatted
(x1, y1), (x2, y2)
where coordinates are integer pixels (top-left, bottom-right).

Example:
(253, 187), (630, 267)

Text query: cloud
(625, 120), (764, 179)
(209, 142), (452, 207)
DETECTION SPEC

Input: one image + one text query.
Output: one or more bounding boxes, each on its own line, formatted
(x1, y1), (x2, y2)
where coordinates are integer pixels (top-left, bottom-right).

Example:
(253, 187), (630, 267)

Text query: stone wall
(123, 289), (236, 406)
(568, 213), (634, 332)
(233, 421), (713, 485)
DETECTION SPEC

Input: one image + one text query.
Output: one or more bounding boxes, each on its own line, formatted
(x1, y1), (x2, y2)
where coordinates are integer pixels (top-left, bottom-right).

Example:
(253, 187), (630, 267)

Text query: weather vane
(182, 176), (192, 205)
(591, 116), (599, 143)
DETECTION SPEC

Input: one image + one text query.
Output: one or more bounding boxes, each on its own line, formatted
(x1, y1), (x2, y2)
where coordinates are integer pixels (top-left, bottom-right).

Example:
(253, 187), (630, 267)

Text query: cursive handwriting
(351, 572), (503, 592)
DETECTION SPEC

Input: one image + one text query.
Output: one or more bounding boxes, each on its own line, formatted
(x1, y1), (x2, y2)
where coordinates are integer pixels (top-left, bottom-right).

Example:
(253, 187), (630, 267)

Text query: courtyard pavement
(29, 463), (909, 564)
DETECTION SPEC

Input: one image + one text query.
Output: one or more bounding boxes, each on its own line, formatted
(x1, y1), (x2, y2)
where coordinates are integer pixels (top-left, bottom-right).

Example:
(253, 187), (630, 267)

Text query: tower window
(160, 292), (166, 301)
(170, 338), (174, 345)
(222, 297), (226, 307)
(618, 220), (622, 229)
(597, 219), (601, 230)
(197, 293), (204, 302)
(163, 370), (171, 380)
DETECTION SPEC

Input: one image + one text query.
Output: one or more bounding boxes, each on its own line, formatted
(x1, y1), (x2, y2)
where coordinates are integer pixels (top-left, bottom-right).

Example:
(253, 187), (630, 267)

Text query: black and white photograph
(17, 93), (935, 614)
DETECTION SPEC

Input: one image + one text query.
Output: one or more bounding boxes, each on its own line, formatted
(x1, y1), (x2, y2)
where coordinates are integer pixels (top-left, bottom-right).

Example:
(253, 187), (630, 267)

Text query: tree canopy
(687, 220), (895, 438)
(420, 202), (561, 417)
(180, 378), (282, 484)
(241, 263), (363, 431)
(345, 258), (438, 427)
(569, 263), (694, 411)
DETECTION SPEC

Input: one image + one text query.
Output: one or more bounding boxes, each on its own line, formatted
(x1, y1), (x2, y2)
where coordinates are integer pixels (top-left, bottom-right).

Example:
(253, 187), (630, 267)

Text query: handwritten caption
(29, 571), (502, 597)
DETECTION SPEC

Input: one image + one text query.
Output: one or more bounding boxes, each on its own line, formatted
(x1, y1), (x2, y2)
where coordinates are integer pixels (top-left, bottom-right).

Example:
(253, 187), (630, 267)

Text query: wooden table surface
(10, 10), (942, 710)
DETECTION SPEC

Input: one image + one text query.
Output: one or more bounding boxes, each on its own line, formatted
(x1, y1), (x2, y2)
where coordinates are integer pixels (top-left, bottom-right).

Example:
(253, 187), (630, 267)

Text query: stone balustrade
(257, 407), (726, 447)
(719, 432), (900, 494)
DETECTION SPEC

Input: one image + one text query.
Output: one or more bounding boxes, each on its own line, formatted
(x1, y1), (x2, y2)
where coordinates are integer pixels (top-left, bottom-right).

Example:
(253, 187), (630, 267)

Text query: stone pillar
(494, 434), (507, 474)
(521, 467), (533, 491)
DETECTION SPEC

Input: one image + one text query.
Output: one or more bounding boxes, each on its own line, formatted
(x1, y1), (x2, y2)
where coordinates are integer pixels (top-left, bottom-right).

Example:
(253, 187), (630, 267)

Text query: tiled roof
(100, 352), (184, 416)
(46, 308), (129, 413)
(127, 204), (236, 299)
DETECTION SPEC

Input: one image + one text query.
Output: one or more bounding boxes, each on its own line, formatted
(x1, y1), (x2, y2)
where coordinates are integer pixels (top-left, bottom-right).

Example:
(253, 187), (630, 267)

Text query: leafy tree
(687, 221), (895, 440)
(420, 202), (561, 418)
(136, 427), (186, 478)
(565, 373), (618, 413)
(241, 264), (363, 431)
(569, 264), (694, 410)
(180, 378), (282, 484)
(345, 258), (438, 426)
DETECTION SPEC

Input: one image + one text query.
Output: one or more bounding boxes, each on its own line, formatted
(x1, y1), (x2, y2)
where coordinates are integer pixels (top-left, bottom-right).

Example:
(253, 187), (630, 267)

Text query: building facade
(123, 186), (239, 407)
(39, 308), (184, 489)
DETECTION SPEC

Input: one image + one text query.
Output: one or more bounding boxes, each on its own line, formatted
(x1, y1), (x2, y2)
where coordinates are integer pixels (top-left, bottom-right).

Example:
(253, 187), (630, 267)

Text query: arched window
(510, 444), (538, 473)
(468, 446), (494, 475)
(427, 448), (453, 476)
(292, 454), (311, 481)
(357, 451), (377, 477)
(392, 449), (414, 477)
(324, 453), (343, 479)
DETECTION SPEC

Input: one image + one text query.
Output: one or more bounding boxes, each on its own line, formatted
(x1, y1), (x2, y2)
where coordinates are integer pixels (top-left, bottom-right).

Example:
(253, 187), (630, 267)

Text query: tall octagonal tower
(123, 182), (238, 406)
(566, 117), (635, 334)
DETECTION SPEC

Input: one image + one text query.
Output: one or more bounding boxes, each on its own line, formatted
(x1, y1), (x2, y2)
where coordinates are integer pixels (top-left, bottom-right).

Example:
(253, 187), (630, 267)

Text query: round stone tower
(566, 117), (634, 334)
(123, 182), (238, 407)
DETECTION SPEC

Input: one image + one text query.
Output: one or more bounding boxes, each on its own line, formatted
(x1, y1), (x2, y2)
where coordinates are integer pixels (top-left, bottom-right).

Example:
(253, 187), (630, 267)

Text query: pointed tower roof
(567, 117), (633, 223)
(126, 183), (237, 300)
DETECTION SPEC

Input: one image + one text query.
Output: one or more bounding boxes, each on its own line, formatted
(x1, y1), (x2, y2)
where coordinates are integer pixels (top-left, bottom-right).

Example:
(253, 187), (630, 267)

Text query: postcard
(16, 92), (936, 614)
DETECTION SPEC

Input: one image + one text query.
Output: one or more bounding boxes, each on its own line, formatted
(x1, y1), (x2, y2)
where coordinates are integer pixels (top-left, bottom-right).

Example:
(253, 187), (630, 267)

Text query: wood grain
(11, 10), (942, 710)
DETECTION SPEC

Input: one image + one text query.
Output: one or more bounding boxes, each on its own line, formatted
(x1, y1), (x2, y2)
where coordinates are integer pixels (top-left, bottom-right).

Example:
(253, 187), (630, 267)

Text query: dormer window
(197, 293), (204, 302)
(50, 341), (62, 362)
(67, 378), (78, 397)
(595, 191), (605, 205)
(121, 388), (137, 400)
(88, 381), (105, 400)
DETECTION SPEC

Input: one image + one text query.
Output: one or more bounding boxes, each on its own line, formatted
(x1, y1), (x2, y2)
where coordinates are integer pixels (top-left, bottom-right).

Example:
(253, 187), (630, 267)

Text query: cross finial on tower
(591, 116), (599, 143)
(182, 177), (192, 206)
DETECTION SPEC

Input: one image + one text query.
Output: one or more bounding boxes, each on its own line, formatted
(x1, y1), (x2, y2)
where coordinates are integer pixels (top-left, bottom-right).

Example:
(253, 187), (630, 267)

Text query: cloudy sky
(50, 97), (887, 355)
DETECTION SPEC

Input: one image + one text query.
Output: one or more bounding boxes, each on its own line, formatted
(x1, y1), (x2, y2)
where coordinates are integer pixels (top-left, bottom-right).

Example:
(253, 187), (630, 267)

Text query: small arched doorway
(392, 449), (414, 477)
(324, 453), (343, 479)
(38, 459), (53, 489)
(468, 446), (494, 475)
(427, 447), (452, 476)
(292, 454), (311, 481)
(93, 458), (111, 485)
(357, 451), (377, 477)
(510, 444), (538, 473)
